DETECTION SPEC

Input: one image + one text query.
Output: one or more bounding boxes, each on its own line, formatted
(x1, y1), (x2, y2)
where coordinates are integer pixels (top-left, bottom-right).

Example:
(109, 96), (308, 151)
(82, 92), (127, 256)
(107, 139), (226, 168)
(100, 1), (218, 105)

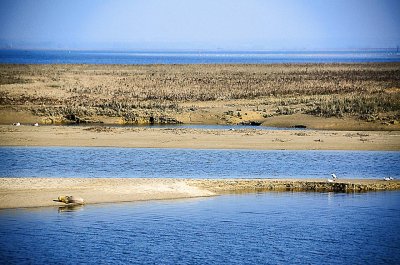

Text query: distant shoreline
(1, 49), (399, 64)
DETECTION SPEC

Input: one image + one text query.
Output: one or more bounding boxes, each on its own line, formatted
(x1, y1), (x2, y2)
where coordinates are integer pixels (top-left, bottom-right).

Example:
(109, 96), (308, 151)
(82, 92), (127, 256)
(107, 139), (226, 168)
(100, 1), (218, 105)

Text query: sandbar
(1, 178), (399, 209)
(1, 125), (399, 150)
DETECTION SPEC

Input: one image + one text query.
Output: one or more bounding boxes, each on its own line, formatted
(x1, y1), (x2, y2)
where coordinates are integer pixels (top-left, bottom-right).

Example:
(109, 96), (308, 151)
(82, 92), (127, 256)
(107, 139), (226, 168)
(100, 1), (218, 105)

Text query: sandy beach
(1, 124), (399, 150)
(1, 178), (399, 209)
(0, 178), (215, 209)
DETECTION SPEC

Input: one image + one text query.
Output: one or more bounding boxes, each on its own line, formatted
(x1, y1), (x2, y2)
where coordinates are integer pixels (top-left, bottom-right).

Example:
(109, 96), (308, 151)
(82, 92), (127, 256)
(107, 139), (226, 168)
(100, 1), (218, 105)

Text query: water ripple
(0, 147), (399, 179)
(0, 192), (399, 264)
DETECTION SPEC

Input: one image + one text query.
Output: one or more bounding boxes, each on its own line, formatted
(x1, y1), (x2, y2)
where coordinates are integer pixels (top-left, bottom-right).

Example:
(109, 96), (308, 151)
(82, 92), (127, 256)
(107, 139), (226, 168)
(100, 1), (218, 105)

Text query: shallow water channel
(0, 191), (399, 264)
(0, 147), (399, 179)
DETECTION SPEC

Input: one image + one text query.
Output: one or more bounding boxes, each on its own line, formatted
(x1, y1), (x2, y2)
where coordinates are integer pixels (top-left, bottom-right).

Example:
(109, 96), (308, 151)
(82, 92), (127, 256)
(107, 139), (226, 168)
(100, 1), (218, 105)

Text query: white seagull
(327, 173), (337, 183)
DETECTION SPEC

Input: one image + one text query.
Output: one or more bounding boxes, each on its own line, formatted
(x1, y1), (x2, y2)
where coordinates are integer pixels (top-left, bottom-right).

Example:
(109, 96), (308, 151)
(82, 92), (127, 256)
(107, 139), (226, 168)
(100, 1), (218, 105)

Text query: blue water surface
(1, 49), (399, 64)
(0, 147), (398, 179)
(0, 191), (399, 264)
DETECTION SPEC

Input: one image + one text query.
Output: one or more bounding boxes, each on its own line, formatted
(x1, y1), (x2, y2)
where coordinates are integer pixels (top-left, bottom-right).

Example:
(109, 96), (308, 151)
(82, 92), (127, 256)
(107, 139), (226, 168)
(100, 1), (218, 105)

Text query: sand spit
(1, 125), (399, 150)
(1, 178), (399, 209)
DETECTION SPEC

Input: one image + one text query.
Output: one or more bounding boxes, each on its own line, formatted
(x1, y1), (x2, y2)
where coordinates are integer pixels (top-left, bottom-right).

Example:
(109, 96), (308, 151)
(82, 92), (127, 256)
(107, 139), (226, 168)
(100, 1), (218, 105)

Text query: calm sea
(1, 147), (399, 264)
(1, 191), (399, 264)
(0, 147), (399, 179)
(0, 49), (399, 64)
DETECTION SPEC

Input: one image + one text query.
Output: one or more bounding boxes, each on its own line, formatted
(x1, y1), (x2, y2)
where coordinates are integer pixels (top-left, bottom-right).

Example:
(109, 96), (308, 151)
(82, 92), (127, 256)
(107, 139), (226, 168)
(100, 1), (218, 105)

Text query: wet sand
(1, 178), (399, 209)
(1, 125), (399, 150)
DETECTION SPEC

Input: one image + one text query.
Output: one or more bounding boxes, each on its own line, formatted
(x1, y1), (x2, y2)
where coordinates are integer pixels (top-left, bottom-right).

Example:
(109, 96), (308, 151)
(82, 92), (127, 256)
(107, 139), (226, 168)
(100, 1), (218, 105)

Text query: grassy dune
(0, 63), (399, 129)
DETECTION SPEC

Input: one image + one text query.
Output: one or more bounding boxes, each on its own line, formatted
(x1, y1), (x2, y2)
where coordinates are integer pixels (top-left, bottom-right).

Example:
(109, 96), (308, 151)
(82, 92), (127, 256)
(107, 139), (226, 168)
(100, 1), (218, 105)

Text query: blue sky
(0, 0), (399, 50)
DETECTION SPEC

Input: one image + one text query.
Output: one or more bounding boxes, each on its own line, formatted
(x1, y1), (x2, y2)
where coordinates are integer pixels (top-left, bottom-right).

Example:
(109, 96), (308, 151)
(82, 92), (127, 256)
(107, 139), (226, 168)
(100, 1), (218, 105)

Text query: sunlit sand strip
(1, 178), (399, 209)
(1, 125), (399, 150)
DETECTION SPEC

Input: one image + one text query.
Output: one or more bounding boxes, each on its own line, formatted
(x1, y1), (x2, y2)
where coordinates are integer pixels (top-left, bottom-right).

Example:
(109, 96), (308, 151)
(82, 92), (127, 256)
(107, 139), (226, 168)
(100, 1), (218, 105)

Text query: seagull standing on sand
(327, 173), (337, 183)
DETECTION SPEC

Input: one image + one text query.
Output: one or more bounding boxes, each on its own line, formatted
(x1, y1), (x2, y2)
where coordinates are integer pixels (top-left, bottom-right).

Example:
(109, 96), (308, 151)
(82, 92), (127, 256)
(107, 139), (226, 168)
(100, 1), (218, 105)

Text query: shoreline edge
(1, 178), (399, 209)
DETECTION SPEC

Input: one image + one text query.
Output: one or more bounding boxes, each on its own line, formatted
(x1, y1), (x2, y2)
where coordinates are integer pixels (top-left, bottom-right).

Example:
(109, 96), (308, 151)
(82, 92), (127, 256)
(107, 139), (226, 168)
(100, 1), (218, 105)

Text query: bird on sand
(327, 173), (337, 183)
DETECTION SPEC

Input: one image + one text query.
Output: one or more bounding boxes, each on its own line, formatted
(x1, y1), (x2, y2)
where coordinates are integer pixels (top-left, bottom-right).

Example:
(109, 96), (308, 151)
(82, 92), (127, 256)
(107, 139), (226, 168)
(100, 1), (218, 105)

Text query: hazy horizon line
(1, 47), (399, 52)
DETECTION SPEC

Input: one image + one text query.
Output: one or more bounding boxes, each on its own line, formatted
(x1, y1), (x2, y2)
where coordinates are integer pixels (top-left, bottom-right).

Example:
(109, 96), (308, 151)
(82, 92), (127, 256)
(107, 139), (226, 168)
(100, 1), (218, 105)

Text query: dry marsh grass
(0, 63), (399, 125)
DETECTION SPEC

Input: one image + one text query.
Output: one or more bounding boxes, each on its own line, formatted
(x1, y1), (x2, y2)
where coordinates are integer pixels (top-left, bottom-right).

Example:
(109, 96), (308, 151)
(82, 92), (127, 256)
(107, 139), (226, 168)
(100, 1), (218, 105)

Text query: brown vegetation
(0, 63), (399, 128)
